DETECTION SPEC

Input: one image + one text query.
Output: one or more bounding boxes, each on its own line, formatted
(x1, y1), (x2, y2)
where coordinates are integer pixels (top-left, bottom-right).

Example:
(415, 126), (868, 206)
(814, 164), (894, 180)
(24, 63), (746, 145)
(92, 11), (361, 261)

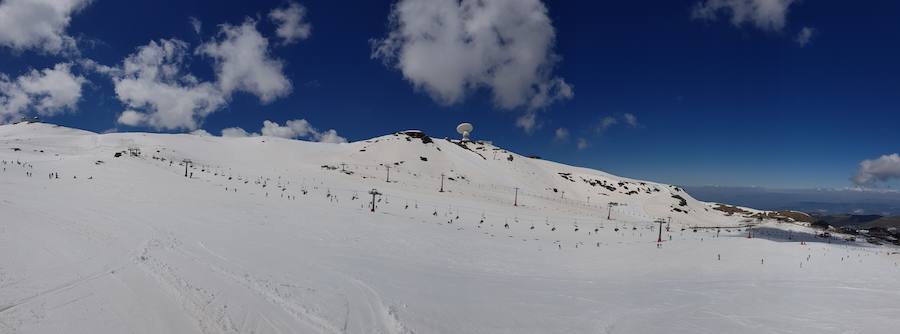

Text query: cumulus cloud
(852, 154), (900, 186)
(0, 63), (86, 124)
(795, 26), (814, 47)
(515, 112), (540, 134)
(371, 0), (572, 111)
(259, 119), (347, 143)
(116, 110), (146, 126)
(221, 127), (256, 138)
(0, 0), (92, 54)
(316, 129), (347, 144)
(554, 127), (569, 142)
(576, 138), (589, 150)
(190, 129), (212, 136)
(78, 58), (119, 76)
(14, 63), (85, 114)
(110, 39), (227, 130)
(260, 119), (314, 138)
(269, 1), (311, 45)
(197, 20), (292, 103)
(529, 78), (574, 110)
(100, 14), (295, 130)
(691, 0), (798, 32)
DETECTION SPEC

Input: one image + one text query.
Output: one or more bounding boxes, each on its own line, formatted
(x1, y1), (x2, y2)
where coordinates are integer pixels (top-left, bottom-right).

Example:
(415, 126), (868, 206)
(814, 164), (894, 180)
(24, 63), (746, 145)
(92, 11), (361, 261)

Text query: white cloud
(189, 17), (202, 35)
(190, 129), (212, 136)
(595, 114), (642, 133)
(852, 153), (900, 186)
(97, 14), (295, 131)
(316, 129), (347, 144)
(0, 0), (92, 54)
(0, 80), (29, 123)
(371, 0), (572, 111)
(116, 110), (146, 126)
(623, 113), (639, 127)
(691, 0), (798, 32)
(530, 78), (574, 110)
(576, 138), (589, 150)
(515, 112), (540, 134)
(198, 19), (292, 103)
(259, 119), (347, 143)
(598, 116), (618, 132)
(261, 119), (314, 138)
(221, 127), (256, 138)
(16, 63), (85, 114)
(0, 63), (86, 124)
(269, 1), (311, 45)
(111, 39), (227, 130)
(554, 127), (569, 142)
(79, 58), (119, 76)
(795, 26), (814, 47)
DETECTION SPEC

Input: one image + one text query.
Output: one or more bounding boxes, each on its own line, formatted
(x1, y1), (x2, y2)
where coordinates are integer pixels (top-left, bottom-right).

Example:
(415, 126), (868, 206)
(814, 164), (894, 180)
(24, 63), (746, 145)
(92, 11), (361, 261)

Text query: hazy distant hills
(684, 186), (900, 216)
(807, 214), (900, 229)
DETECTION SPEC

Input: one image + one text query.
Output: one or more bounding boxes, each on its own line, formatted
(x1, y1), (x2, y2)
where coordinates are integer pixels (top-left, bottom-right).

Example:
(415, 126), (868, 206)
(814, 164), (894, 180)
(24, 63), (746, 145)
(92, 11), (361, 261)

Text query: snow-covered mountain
(2, 122), (746, 226)
(2, 122), (899, 334)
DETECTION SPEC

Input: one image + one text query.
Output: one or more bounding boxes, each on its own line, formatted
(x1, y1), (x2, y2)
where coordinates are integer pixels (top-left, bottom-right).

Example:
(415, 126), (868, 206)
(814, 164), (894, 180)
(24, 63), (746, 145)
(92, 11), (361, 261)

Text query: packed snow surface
(1, 123), (899, 333)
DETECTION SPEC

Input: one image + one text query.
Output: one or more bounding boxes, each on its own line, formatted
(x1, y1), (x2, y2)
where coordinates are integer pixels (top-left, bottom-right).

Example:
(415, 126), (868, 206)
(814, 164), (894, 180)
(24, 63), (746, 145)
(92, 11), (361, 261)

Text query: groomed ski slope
(1, 122), (899, 334)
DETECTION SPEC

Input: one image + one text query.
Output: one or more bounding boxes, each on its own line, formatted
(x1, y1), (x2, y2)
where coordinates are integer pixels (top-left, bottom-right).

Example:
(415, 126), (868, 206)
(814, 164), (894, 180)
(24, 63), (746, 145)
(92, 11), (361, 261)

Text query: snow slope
(1, 122), (899, 334)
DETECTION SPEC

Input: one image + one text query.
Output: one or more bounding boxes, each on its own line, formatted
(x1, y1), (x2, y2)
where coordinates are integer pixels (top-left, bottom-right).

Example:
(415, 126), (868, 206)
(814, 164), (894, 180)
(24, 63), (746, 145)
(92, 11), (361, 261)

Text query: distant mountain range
(809, 214), (900, 229)
(683, 186), (900, 216)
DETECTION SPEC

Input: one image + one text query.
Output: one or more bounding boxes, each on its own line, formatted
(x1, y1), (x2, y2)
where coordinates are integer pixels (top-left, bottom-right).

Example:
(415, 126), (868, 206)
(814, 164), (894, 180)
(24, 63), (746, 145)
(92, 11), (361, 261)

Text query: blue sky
(1, 0), (898, 190)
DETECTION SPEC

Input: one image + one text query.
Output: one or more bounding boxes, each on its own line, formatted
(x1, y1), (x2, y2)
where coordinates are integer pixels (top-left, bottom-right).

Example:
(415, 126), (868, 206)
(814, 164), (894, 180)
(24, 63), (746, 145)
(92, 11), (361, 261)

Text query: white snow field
(1, 122), (899, 334)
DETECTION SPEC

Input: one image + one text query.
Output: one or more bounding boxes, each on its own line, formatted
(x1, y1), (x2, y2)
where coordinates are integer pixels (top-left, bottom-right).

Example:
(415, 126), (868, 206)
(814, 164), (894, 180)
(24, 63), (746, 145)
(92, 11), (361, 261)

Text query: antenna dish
(456, 123), (474, 141)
